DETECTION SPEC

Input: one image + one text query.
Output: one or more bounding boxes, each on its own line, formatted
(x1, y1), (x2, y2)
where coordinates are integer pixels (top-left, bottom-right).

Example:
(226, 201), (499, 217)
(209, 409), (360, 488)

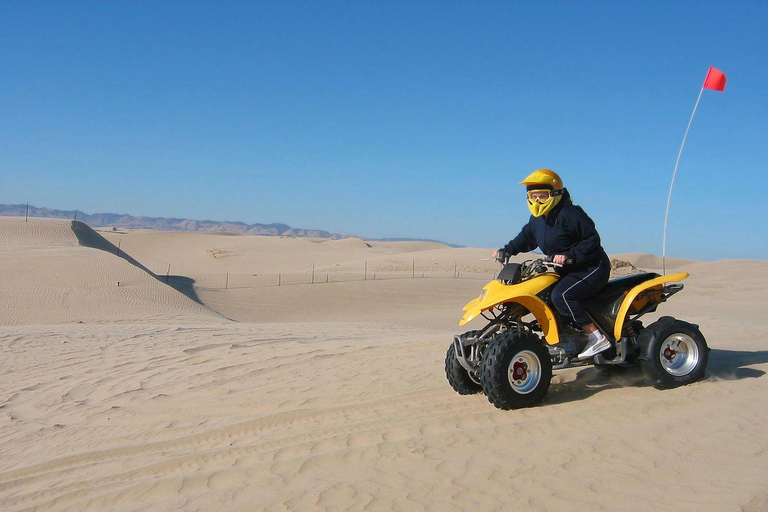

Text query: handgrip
(544, 256), (574, 267)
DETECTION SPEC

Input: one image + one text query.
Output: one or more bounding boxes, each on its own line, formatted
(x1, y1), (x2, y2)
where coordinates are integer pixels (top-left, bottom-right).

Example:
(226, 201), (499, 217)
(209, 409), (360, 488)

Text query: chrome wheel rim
(660, 333), (700, 377)
(507, 350), (541, 394)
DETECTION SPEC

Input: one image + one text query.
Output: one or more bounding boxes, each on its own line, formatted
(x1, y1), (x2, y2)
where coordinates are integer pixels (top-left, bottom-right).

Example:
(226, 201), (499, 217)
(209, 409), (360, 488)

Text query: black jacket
(503, 199), (610, 270)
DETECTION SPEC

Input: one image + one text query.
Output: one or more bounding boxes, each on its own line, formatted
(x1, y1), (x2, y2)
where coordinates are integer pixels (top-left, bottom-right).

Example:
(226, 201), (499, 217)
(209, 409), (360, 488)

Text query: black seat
(587, 272), (659, 305)
(581, 273), (660, 336)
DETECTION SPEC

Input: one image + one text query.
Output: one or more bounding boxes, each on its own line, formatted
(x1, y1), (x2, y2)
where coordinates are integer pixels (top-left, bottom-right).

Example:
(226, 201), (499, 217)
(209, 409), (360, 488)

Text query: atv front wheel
(481, 330), (552, 410)
(639, 317), (709, 389)
(445, 343), (483, 395)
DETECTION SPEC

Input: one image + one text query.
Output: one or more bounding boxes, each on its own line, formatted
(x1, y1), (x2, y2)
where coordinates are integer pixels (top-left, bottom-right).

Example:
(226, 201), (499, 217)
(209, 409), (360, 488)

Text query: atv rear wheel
(445, 343), (483, 395)
(481, 330), (552, 410)
(639, 317), (709, 389)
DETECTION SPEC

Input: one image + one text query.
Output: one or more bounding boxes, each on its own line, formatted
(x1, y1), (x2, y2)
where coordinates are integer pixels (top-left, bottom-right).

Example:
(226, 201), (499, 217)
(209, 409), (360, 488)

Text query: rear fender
(613, 272), (689, 340)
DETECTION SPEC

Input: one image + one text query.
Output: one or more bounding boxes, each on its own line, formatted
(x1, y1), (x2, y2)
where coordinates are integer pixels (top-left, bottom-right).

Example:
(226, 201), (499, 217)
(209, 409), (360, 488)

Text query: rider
(493, 169), (612, 360)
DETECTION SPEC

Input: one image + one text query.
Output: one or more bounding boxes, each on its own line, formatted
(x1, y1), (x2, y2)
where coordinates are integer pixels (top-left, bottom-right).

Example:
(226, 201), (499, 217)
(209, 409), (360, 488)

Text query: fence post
(117, 239), (121, 257)
(364, 260), (367, 281)
(166, 264), (170, 283)
(279, 273), (281, 286)
(412, 259), (415, 278)
(454, 261), (457, 278)
(25, 203), (29, 222)
(225, 272), (229, 289)
(312, 264), (315, 284)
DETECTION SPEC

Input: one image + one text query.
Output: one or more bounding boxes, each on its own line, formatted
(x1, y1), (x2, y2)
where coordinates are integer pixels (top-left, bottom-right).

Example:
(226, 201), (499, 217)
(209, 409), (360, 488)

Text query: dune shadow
(73, 221), (202, 302)
(166, 276), (236, 321)
(165, 276), (204, 304)
(71, 220), (157, 277)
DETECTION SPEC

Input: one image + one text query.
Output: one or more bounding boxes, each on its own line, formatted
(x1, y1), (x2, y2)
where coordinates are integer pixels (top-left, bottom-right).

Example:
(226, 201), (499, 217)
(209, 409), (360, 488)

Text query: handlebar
(543, 255), (574, 267)
(486, 253), (574, 267)
(484, 255), (579, 282)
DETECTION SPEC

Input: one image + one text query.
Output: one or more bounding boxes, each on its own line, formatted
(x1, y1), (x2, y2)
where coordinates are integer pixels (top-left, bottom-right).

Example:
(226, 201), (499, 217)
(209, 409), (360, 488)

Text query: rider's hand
(553, 254), (567, 265)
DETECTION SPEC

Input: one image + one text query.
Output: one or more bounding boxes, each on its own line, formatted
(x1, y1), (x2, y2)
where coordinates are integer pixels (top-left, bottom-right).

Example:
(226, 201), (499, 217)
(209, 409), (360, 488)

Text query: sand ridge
(0, 218), (222, 326)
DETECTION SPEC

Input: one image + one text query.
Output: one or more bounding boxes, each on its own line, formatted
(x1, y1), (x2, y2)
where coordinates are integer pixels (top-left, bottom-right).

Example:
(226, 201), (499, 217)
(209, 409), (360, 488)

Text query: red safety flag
(703, 66), (726, 92)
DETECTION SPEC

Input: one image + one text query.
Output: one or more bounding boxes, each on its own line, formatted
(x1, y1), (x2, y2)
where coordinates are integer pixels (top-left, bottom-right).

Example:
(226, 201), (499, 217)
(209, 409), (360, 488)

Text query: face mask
(527, 195), (562, 217)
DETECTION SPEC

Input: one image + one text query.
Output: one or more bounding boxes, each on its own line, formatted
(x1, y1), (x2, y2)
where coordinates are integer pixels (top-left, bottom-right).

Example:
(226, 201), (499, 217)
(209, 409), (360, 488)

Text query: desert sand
(1, 217), (767, 511)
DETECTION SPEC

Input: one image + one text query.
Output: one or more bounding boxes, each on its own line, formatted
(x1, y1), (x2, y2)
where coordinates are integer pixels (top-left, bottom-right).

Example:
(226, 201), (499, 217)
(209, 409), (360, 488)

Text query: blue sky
(2, 1), (766, 260)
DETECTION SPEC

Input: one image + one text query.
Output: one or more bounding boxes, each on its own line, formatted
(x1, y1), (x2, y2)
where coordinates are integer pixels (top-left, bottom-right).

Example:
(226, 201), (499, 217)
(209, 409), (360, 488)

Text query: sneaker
(577, 336), (611, 360)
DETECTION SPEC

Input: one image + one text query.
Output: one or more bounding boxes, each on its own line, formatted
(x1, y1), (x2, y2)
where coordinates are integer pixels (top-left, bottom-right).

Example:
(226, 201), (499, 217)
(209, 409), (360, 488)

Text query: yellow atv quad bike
(446, 256), (709, 410)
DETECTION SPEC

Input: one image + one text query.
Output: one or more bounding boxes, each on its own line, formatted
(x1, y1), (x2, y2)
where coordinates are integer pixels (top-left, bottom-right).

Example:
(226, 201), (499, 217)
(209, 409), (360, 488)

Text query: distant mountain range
(0, 204), (458, 245)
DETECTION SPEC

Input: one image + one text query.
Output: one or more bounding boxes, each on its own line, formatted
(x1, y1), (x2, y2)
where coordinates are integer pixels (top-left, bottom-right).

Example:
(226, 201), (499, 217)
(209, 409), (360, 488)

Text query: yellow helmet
(520, 169), (565, 217)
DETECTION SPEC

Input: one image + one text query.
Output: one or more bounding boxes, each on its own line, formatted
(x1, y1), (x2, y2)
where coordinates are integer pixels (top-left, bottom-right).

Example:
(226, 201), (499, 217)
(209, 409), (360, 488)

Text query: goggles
(527, 189), (561, 203)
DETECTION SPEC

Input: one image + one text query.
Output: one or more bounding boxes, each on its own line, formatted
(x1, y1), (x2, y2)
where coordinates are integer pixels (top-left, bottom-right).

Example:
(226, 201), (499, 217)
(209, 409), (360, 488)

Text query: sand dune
(317, 237), (372, 249)
(96, 229), (480, 277)
(1, 218), (767, 511)
(611, 252), (696, 270)
(0, 218), (221, 325)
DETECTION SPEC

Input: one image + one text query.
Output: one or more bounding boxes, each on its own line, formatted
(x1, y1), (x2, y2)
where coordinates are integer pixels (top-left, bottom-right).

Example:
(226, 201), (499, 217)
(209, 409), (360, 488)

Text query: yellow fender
(460, 274), (562, 345)
(613, 272), (689, 340)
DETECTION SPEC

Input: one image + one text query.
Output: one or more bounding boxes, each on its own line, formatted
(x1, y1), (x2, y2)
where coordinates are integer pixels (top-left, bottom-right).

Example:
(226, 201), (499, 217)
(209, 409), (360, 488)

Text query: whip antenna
(662, 66), (726, 275)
